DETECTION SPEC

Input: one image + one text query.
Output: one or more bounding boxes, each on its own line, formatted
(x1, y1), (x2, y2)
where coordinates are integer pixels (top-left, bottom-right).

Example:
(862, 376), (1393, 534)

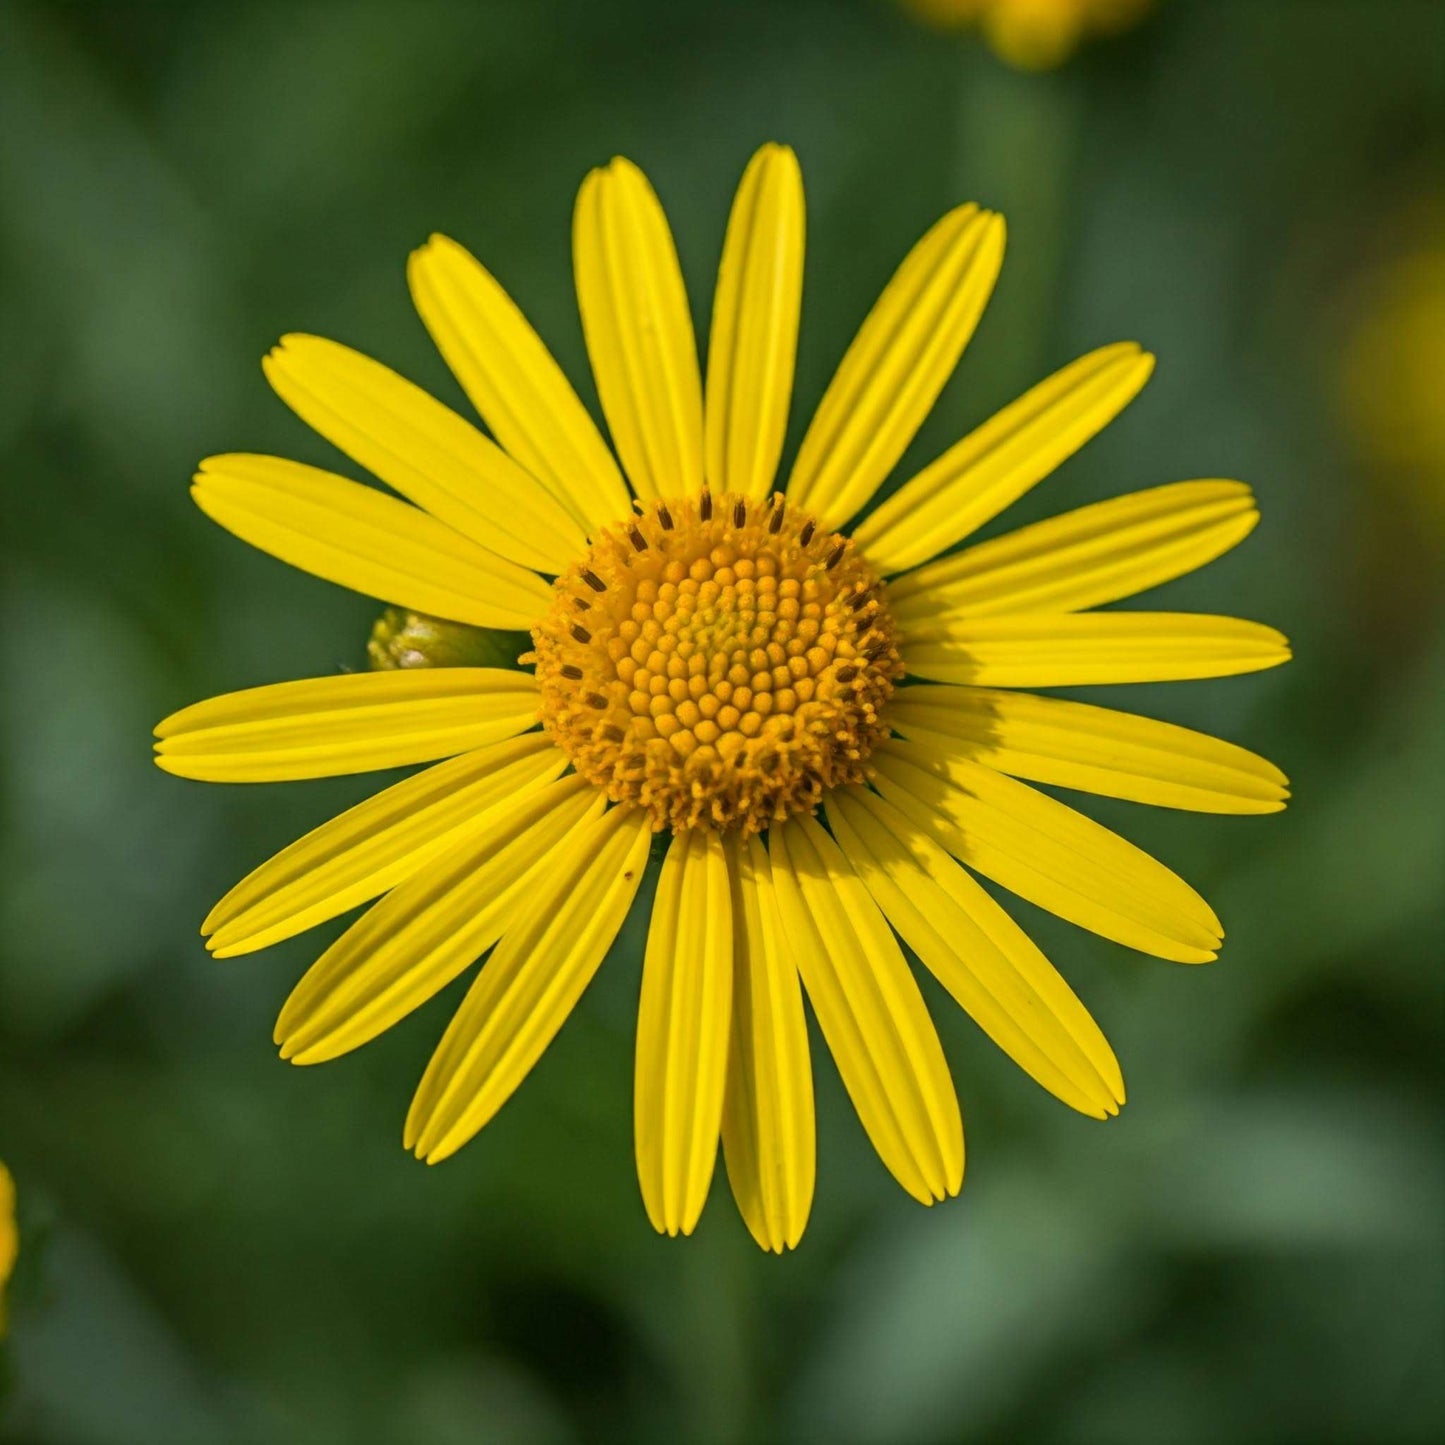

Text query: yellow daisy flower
(0, 1163), (15, 1335)
(904, 0), (1153, 70)
(1341, 236), (1445, 538)
(155, 144), (1289, 1251)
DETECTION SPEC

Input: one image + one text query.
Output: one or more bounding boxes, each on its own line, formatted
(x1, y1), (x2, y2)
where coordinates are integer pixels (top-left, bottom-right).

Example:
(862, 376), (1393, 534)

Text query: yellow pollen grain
(527, 492), (903, 834)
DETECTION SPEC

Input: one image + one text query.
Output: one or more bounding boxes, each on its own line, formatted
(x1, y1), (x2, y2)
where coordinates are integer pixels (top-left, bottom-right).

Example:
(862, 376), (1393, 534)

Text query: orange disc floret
(528, 491), (902, 834)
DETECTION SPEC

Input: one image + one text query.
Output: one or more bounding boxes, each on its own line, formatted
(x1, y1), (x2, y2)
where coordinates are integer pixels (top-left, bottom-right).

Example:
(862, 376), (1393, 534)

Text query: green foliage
(0, 1), (1441, 1441)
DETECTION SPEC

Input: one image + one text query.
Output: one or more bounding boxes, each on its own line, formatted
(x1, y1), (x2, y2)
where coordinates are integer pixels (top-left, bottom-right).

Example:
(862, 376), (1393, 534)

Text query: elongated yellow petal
(0, 1161), (14, 1328)
(770, 814), (963, 1203)
(408, 234), (631, 535)
(872, 743), (1222, 963)
(889, 480), (1258, 618)
(889, 685), (1289, 814)
(825, 787), (1124, 1118)
(853, 343), (1154, 571)
(785, 204), (1005, 528)
(705, 144), (805, 501)
(262, 334), (585, 573)
(721, 834), (814, 1253)
(574, 157), (704, 500)
(635, 831), (732, 1237)
(276, 778), (603, 1065)
(406, 805), (653, 1163)
(204, 734), (570, 957)
(900, 611), (1291, 687)
(193, 454), (551, 629)
(154, 669), (540, 782)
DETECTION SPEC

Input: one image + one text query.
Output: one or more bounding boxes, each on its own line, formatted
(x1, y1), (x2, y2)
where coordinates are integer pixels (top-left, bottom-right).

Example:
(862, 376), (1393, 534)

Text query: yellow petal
(770, 814), (963, 1203)
(705, 144), (805, 501)
(635, 831), (733, 1237)
(574, 157), (704, 500)
(853, 343), (1154, 571)
(204, 734), (570, 957)
(872, 742), (1222, 963)
(0, 1161), (14, 1268)
(406, 804), (652, 1163)
(889, 685), (1289, 814)
(276, 778), (603, 1065)
(276, 779), (600, 1061)
(900, 611), (1292, 687)
(720, 834), (815, 1253)
(192, 454), (552, 629)
(0, 1161), (14, 1331)
(262, 334), (585, 573)
(825, 786), (1124, 1118)
(154, 668), (540, 782)
(889, 480), (1258, 618)
(785, 204), (1005, 528)
(408, 233), (631, 535)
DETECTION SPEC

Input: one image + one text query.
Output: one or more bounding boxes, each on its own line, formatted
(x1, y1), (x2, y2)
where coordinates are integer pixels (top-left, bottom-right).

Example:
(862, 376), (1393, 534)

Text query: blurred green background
(2, 1), (1442, 1441)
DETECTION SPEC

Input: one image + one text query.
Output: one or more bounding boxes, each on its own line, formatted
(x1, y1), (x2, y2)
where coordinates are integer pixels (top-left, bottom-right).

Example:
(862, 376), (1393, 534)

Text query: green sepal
(367, 608), (531, 672)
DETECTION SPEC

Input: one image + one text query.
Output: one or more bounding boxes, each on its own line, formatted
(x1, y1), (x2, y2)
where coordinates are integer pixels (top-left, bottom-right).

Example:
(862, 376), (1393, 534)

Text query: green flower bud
(367, 608), (531, 672)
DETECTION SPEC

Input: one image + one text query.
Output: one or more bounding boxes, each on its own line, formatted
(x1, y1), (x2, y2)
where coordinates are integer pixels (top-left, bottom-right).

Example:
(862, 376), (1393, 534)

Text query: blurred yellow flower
(1342, 238), (1445, 537)
(156, 144), (1287, 1251)
(0, 1163), (15, 1335)
(905, 0), (1153, 69)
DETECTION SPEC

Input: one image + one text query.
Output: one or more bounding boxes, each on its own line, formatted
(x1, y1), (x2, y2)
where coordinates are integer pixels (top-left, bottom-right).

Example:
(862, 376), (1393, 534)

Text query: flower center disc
(529, 492), (902, 834)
